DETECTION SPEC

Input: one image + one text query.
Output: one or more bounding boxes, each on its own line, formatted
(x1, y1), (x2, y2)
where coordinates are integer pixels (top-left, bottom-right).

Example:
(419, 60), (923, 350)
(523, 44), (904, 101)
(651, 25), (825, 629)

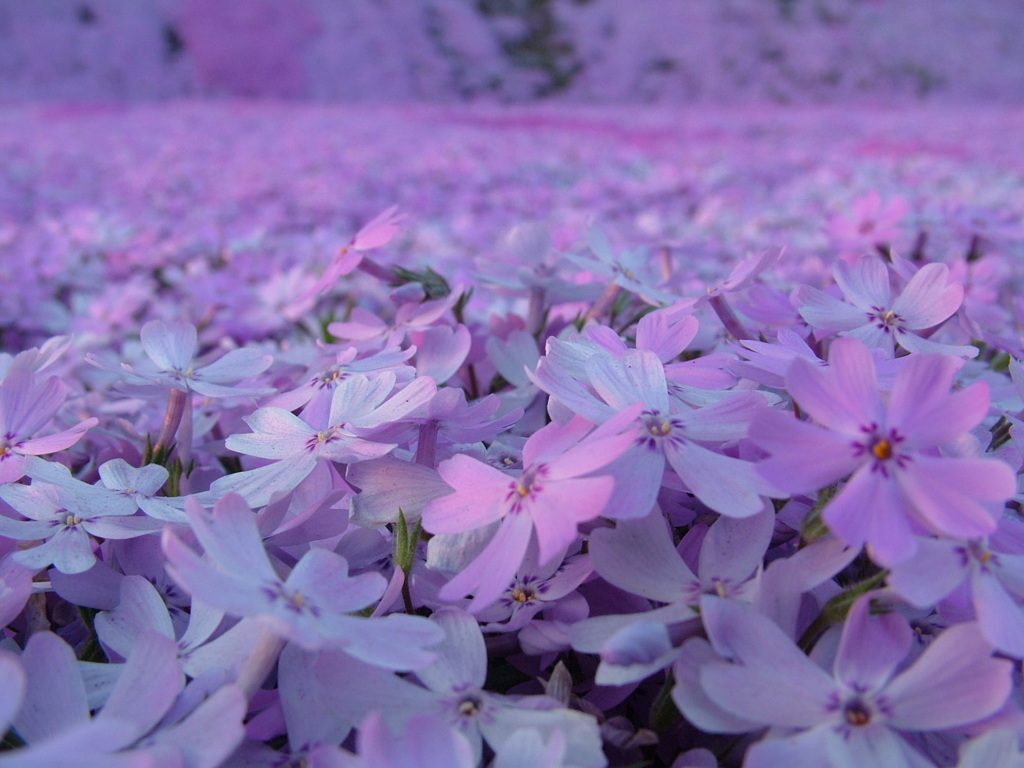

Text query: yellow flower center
(872, 439), (893, 461)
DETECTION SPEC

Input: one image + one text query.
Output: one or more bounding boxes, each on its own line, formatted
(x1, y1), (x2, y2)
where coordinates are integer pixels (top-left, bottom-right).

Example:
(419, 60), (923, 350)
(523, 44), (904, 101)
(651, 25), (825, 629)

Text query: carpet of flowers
(2, 102), (1024, 767)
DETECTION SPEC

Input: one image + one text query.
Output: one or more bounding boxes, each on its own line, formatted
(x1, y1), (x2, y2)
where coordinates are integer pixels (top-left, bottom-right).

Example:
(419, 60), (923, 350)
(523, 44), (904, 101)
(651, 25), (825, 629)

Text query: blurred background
(1, 0), (1022, 104)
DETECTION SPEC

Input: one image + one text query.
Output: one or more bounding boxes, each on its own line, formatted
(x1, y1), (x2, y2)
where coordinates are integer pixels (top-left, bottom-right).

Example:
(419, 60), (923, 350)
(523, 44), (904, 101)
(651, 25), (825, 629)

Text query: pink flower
(422, 406), (640, 611)
(750, 338), (1016, 565)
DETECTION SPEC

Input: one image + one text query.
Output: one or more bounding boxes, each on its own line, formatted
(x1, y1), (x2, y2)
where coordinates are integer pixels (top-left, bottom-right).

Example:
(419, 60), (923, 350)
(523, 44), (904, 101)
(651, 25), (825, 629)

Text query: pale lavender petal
(414, 608), (487, 693)
(972, 571), (1024, 658)
(95, 576), (176, 660)
(329, 373), (396, 426)
(483, 706), (604, 768)
(208, 455), (317, 509)
(99, 460), (168, 496)
(898, 457), (1006, 539)
(141, 319), (196, 372)
(834, 256), (891, 309)
(758, 537), (858, 638)
(162, 529), (264, 618)
(25, 527), (98, 575)
(438, 511), (534, 612)
(955, 730), (1024, 768)
(596, 620), (676, 684)
(83, 516), (164, 539)
(665, 441), (765, 518)
(894, 331), (980, 358)
(884, 622), (1012, 730)
(828, 724), (934, 768)
(0, 370), (64, 438)
(750, 408), (861, 493)
(698, 598), (835, 728)
(796, 286), (869, 332)
(586, 349), (668, 412)
(887, 355), (986, 448)
(413, 325), (471, 384)
(600, 444), (665, 522)
(636, 309), (698, 363)
(886, 538), (968, 607)
(97, 632), (183, 742)
(673, 391), (765, 443)
(672, 639), (761, 734)
(423, 455), (508, 534)
(195, 347), (272, 383)
(834, 596), (912, 691)
(324, 613), (443, 671)
(0, 559), (31, 627)
(788, 338), (883, 435)
(226, 408), (315, 458)
(290, 549), (386, 615)
(17, 419), (97, 456)
(892, 262), (963, 329)
(147, 685), (246, 768)
(744, 726), (832, 768)
(824, 466), (916, 566)
(348, 456), (481, 528)
(532, 476), (614, 566)
(187, 493), (277, 580)
(15, 631), (90, 743)
(698, 505), (774, 586)
(590, 508), (694, 603)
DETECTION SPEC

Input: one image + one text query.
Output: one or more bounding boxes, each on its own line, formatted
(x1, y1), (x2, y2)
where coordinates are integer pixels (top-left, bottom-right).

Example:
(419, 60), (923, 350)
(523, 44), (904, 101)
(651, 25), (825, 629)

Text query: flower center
(512, 587), (535, 603)
(457, 695), (483, 717)
(844, 699), (872, 727)
(871, 439), (892, 461)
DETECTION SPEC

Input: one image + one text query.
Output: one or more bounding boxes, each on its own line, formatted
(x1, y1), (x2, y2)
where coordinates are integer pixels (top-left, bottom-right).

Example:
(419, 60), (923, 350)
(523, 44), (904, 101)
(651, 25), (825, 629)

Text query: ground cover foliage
(2, 103), (1024, 766)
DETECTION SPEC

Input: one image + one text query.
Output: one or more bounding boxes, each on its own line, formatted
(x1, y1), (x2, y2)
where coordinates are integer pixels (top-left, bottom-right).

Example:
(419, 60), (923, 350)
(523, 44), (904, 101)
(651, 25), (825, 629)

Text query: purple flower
(796, 255), (975, 357)
(421, 407), (639, 611)
(678, 596), (1012, 768)
(751, 338), (1016, 565)
(163, 493), (442, 667)
(0, 368), (97, 484)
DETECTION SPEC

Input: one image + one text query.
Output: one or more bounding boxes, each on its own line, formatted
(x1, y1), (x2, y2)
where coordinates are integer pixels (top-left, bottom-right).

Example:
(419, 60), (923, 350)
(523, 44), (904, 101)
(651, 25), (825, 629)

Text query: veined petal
(289, 548), (386, 615)
(227, 408), (315, 459)
(665, 441), (766, 518)
(971, 571), (1024, 658)
(834, 256), (891, 309)
(530, 476), (615, 565)
(186, 493), (277, 580)
(414, 607), (487, 693)
(698, 597), (835, 728)
(897, 457), (1006, 540)
(94, 577), (176, 660)
(195, 347), (272, 383)
(888, 358), (986, 448)
(423, 455), (510, 534)
(438, 511), (534, 612)
(884, 622), (1012, 730)
(796, 286), (869, 332)
(15, 632), (90, 743)
(0, 370), (64, 438)
(824, 466), (916, 566)
(590, 508), (694, 603)
(141, 319), (197, 372)
(750, 408), (862, 493)
(834, 596), (912, 692)
(788, 339), (883, 435)
(886, 538), (968, 607)
(892, 262), (963, 329)
(586, 349), (669, 413)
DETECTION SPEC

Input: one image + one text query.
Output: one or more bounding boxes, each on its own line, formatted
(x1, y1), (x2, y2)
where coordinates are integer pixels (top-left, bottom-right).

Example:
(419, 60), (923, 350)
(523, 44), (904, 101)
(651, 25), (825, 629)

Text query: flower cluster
(2, 103), (1024, 768)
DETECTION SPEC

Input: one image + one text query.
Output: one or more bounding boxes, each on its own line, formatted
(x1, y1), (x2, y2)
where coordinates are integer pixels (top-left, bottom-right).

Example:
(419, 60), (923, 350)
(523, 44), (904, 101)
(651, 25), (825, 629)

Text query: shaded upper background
(1, 0), (1022, 104)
